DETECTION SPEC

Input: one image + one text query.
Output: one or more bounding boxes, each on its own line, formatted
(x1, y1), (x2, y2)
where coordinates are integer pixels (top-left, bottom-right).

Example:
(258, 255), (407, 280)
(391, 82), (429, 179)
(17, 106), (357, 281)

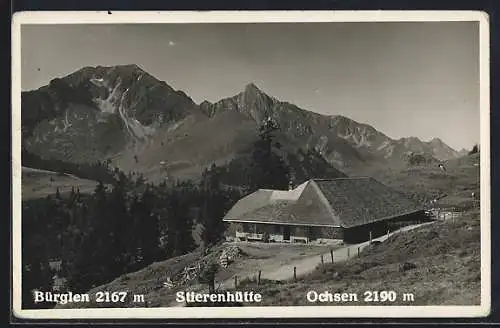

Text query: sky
(20, 22), (480, 150)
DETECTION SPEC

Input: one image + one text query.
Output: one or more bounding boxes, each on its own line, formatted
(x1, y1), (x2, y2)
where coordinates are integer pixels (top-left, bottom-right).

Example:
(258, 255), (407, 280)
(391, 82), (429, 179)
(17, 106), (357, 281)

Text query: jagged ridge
(21, 66), (463, 181)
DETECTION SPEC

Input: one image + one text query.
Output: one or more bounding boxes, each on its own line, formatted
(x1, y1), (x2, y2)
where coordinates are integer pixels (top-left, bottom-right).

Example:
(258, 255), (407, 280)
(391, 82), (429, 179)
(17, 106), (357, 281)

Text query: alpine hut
(223, 177), (427, 244)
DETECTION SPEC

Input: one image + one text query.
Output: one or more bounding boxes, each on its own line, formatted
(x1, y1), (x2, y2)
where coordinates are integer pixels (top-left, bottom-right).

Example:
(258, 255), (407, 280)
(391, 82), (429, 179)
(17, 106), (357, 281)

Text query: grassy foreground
(56, 208), (481, 308)
(245, 209), (481, 306)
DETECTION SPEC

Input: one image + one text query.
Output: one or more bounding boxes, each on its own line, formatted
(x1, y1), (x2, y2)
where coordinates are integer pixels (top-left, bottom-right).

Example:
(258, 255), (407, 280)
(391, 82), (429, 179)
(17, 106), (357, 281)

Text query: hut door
(307, 226), (317, 241)
(283, 226), (291, 241)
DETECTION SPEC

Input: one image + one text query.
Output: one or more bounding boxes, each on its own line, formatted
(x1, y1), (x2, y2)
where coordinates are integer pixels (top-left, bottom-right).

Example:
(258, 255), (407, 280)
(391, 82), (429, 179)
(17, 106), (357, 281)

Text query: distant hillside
(21, 65), (463, 182)
(22, 166), (102, 200)
(404, 152), (440, 167)
(363, 152), (480, 208)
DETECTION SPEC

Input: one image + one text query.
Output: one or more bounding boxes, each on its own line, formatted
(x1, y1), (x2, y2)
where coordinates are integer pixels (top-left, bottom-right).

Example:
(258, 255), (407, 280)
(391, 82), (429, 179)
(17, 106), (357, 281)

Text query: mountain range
(21, 64), (466, 182)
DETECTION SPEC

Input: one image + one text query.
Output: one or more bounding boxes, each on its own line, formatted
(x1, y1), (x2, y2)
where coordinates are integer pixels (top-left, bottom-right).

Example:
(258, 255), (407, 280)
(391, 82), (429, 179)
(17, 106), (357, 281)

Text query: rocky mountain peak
(61, 64), (172, 92)
(400, 136), (422, 146)
(243, 82), (263, 93)
(428, 137), (457, 151)
(329, 115), (354, 126)
(199, 100), (215, 116)
(22, 64), (198, 154)
(429, 137), (445, 146)
(22, 65), (465, 174)
(117, 63), (145, 71)
(329, 115), (383, 137)
(240, 82), (271, 102)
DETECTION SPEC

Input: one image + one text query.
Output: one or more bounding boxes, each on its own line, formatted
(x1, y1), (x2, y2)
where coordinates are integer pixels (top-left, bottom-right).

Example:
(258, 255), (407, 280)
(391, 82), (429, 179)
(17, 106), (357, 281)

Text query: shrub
(198, 262), (219, 293)
(399, 262), (417, 272)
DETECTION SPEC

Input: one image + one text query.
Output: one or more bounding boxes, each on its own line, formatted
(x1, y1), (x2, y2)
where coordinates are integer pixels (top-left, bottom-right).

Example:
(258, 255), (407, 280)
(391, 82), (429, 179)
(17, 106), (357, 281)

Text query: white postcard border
(11, 10), (491, 319)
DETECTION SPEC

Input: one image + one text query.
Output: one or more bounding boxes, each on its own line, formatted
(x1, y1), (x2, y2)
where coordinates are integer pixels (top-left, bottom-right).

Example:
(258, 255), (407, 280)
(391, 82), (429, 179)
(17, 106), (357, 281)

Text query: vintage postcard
(11, 10), (490, 319)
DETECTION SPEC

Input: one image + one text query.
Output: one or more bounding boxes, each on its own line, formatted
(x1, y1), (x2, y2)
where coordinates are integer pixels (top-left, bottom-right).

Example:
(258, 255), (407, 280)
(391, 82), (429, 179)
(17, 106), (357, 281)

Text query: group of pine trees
(21, 117), (292, 309)
(22, 167), (243, 309)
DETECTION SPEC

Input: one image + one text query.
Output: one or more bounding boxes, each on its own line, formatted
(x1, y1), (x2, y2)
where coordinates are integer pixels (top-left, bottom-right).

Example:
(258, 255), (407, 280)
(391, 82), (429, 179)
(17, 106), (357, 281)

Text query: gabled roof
(224, 181), (308, 221)
(224, 189), (274, 221)
(230, 200), (298, 225)
(312, 177), (422, 228)
(223, 177), (423, 228)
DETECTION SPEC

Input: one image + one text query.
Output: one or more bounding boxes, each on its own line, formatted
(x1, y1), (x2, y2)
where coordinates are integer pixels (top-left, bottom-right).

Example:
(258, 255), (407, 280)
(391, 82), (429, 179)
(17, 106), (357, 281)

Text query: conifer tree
(163, 184), (195, 257)
(22, 216), (53, 308)
(107, 172), (134, 276)
(469, 144), (479, 155)
(199, 164), (229, 246)
(130, 187), (160, 267)
(140, 187), (160, 264)
(250, 117), (290, 190)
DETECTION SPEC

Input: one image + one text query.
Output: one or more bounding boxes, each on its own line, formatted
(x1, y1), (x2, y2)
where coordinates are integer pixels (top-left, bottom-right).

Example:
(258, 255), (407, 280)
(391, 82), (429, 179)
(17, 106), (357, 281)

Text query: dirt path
(168, 221), (435, 307)
(220, 221), (436, 285)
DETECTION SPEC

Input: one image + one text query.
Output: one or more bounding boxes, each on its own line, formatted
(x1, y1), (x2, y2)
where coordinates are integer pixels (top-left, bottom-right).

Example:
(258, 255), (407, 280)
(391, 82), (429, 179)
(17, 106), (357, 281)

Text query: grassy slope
(22, 167), (100, 200)
(56, 242), (336, 308)
(55, 250), (205, 309)
(346, 153), (480, 208)
(249, 209), (480, 306)
(57, 209), (480, 308)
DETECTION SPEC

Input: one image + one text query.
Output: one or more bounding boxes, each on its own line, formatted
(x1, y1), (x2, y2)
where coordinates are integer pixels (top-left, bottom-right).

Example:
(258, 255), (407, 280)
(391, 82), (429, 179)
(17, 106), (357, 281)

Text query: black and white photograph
(11, 11), (490, 319)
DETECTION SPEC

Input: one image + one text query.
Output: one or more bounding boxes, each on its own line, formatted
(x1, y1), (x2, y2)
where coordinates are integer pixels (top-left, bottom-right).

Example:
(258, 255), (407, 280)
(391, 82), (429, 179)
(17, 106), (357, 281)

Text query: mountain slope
(201, 84), (372, 170)
(21, 65), (462, 182)
(200, 83), (461, 169)
(22, 64), (198, 164)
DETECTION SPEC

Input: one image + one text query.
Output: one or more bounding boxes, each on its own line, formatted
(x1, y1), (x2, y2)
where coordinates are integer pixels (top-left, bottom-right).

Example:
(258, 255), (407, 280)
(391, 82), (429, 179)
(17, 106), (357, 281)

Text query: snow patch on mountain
(62, 110), (72, 132)
(338, 128), (373, 148)
(94, 80), (122, 114)
(90, 78), (104, 85)
(383, 144), (395, 159)
(166, 117), (188, 132)
(377, 140), (391, 151)
(117, 88), (156, 141)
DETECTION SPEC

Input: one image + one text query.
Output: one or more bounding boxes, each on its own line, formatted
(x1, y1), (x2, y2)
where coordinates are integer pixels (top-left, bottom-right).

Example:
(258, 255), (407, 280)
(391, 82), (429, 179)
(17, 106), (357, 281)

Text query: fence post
(369, 231), (372, 245)
(357, 246), (360, 256)
(293, 266), (297, 282)
(321, 254), (325, 273)
(258, 270), (262, 286)
(330, 249), (334, 263)
(347, 247), (350, 258)
(387, 229), (390, 239)
(234, 276), (238, 289)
